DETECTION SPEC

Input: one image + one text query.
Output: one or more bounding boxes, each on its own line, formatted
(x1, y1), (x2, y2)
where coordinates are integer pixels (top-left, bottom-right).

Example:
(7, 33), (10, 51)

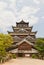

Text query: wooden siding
(18, 42), (32, 50)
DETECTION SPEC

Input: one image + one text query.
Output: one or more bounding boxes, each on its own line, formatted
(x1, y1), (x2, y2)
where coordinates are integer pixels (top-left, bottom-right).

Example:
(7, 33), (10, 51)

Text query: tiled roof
(9, 48), (38, 53)
(16, 20), (29, 24)
(13, 36), (21, 42)
(25, 36), (35, 42)
(17, 39), (34, 46)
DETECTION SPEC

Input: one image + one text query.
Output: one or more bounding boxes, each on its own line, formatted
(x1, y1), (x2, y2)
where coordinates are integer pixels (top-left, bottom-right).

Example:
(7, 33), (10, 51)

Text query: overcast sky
(0, 0), (44, 38)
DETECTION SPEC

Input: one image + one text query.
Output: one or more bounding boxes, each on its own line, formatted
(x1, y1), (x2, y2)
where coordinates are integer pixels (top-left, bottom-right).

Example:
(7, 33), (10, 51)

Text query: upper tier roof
(16, 20), (29, 24)
(8, 20), (37, 36)
(12, 26), (33, 30)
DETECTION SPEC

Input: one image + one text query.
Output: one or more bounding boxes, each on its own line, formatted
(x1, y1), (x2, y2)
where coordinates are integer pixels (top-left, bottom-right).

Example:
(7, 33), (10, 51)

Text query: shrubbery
(12, 54), (16, 59)
(35, 38), (44, 60)
(32, 54), (38, 59)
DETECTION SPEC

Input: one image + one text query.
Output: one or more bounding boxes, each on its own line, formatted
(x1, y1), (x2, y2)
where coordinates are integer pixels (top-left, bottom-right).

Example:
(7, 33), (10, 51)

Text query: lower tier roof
(9, 48), (38, 53)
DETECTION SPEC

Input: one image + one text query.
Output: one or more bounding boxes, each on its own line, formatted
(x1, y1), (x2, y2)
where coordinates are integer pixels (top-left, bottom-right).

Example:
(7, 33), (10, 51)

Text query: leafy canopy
(0, 33), (13, 57)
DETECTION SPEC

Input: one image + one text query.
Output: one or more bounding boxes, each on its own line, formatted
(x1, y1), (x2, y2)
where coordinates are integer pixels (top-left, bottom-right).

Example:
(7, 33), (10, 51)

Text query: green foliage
(4, 34), (13, 48)
(0, 33), (13, 63)
(0, 34), (13, 48)
(12, 54), (16, 59)
(35, 38), (44, 59)
(32, 54), (38, 59)
(35, 38), (44, 52)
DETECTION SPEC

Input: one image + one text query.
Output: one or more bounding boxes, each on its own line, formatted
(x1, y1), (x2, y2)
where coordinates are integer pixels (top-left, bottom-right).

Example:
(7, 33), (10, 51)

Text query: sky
(0, 0), (44, 38)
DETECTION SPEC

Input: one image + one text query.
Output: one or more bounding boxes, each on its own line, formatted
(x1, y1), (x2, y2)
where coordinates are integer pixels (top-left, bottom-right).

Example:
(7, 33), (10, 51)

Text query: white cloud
(33, 0), (44, 4)
(8, 0), (16, 9)
(33, 0), (40, 4)
(41, 16), (44, 19)
(0, 1), (16, 26)
(0, 10), (16, 33)
(40, 0), (44, 3)
(0, 0), (40, 33)
(16, 6), (39, 25)
(0, 0), (17, 33)
(20, 6), (39, 14)
(0, 11), (16, 26)
(28, 16), (38, 25)
(18, 0), (23, 3)
(0, 1), (7, 10)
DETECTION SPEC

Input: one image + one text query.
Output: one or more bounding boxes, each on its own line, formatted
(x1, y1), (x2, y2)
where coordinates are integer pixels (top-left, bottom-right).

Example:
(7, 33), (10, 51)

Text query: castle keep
(8, 20), (38, 57)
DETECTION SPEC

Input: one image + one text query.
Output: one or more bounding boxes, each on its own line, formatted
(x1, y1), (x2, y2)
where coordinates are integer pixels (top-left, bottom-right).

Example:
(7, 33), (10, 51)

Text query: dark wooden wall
(18, 42), (32, 50)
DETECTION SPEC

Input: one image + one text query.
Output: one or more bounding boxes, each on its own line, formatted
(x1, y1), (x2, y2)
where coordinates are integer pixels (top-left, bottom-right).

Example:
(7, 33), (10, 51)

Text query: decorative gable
(25, 36), (35, 43)
(18, 40), (32, 50)
(17, 39), (34, 46)
(17, 28), (28, 33)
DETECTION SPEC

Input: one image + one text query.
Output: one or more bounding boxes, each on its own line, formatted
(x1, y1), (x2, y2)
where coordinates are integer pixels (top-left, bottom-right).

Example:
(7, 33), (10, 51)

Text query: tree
(35, 38), (44, 59)
(0, 33), (13, 62)
(3, 34), (13, 48)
